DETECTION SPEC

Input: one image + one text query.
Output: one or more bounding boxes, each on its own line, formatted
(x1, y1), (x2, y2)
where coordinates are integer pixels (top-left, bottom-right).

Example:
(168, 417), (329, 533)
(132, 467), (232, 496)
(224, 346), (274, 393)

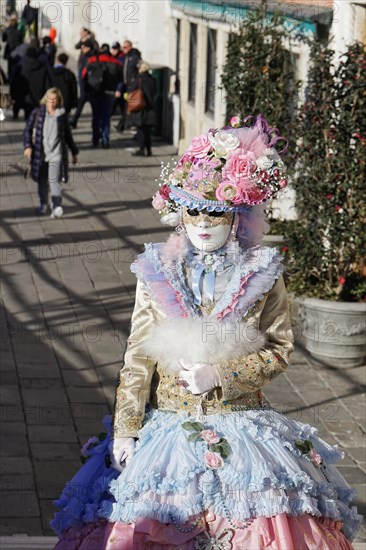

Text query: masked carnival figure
(51, 115), (361, 549)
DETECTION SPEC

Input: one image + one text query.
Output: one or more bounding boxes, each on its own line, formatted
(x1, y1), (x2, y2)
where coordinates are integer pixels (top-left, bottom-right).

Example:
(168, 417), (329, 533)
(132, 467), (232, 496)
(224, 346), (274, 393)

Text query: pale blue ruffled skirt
(50, 409), (362, 542)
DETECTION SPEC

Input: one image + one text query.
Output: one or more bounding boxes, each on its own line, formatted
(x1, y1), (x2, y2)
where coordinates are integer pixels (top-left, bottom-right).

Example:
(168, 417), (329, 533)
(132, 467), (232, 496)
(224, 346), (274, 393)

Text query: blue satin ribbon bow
(192, 265), (215, 306)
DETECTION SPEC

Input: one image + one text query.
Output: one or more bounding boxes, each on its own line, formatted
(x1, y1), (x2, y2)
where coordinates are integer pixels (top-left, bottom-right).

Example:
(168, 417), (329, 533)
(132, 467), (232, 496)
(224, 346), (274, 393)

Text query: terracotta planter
(299, 298), (366, 368)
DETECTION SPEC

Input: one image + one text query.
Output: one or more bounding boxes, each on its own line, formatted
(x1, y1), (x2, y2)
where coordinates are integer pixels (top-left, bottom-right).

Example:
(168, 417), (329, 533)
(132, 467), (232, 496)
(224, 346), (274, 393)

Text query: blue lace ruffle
(99, 408), (361, 541)
(50, 410), (362, 542)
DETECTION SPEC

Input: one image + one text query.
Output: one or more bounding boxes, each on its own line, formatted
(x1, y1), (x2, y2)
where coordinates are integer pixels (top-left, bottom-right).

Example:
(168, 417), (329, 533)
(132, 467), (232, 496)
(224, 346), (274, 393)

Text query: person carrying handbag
(128, 62), (156, 157)
(23, 87), (79, 218)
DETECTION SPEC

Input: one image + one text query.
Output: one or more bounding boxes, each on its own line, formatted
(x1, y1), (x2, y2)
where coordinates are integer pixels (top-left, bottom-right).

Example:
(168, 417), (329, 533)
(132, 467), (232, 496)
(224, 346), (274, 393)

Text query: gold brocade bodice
(149, 364), (264, 415)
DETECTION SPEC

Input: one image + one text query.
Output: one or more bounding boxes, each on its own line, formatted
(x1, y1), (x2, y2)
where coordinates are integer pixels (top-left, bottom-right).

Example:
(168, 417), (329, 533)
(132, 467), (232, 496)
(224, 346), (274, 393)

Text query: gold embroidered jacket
(113, 268), (294, 439)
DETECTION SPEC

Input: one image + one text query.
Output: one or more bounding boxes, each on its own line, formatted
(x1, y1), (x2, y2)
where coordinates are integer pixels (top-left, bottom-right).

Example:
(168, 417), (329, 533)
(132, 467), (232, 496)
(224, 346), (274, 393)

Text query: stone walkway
(0, 108), (364, 546)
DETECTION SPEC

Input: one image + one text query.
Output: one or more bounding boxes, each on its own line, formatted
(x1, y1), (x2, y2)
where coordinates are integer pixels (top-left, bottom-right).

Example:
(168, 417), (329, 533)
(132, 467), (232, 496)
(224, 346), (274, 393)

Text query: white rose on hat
(256, 155), (273, 170)
(161, 212), (181, 226)
(208, 131), (240, 158)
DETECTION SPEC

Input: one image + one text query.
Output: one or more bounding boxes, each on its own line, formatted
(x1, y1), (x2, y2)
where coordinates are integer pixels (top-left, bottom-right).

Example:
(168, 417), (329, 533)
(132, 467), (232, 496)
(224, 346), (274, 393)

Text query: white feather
(143, 318), (266, 373)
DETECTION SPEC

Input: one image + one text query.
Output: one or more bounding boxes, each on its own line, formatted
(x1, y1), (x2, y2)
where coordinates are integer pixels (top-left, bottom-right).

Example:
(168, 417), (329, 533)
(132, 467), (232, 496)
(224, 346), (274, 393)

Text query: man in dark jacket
(51, 53), (77, 113)
(82, 43), (123, 148)
(114, 40), (140, 135)
(21, 0), (38, 38)
(22, 0), (36, 25)
(2, 14), (23, 78)
(75, 27), (98, 69)
(111, 41), (125, 130)
(111, 42), (125, 64)
(20, 46), (53, 118)
(41, 36), (57, 67)
(121, 40), (141, 93)
(71, 37), (97, 128)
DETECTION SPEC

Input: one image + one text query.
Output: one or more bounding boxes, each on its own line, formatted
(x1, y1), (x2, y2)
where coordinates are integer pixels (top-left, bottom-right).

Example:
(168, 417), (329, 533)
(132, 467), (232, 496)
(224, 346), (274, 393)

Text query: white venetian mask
(182, 209), (234, 252)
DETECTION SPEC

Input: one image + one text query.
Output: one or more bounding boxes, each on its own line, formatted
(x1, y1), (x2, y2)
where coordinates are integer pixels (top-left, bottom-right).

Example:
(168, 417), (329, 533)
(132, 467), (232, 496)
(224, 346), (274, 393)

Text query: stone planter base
(0, 536), (58, 549)
(263, 234), (285, 248)
(299, 298), (366, 368)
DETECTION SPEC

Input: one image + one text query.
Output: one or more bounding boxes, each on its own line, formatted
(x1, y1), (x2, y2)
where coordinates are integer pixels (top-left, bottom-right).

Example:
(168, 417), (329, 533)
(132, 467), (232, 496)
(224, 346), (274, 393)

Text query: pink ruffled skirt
(53, 513), (355, 549)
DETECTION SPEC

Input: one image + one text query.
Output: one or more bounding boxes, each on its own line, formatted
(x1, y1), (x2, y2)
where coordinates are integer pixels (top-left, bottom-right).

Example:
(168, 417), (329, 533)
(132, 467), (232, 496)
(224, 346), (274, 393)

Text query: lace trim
(133, 243), (283, 322)
(220, 254), (284, 323)
(131, 246), (192, 318)
(145, 243), (200, 318)
(210, 246), (282, 319)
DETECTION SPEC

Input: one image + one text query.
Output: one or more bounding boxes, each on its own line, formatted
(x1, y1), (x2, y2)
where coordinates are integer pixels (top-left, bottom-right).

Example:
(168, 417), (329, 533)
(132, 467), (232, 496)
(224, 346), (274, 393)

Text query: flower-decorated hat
(152, 115), (288, 226)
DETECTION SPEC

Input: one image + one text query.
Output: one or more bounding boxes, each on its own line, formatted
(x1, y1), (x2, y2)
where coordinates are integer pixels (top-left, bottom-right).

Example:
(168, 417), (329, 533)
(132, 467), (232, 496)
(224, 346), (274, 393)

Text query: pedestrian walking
(111, 41), (125, 63)
(20, 44), (53, 118)
(111, 41), (126, 131)
(8, 40), (34, 119)
(41, 35), (57, 67)
(82, 45), (123, 148)
(21, 0), (38, 39)
(129, 61), (156, 157)
(121, 40), (141, 93)
(23, 87), (79, 218)
(70, 36), (97, 129)
(0, 65), (12, 111)
(75, 27), (98, 55)
(115, 40), (141, 141)
(99, 43), (111, 56)
(51, 53), (77, 114)
(2, 13), (23, 79)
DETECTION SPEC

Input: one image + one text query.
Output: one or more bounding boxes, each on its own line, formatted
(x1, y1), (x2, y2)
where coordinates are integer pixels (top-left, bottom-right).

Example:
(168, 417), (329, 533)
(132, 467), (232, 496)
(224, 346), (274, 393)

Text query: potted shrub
(284, 40), (366, 367)
(221, 1), (301, 129)
(221, 0), (301, 246)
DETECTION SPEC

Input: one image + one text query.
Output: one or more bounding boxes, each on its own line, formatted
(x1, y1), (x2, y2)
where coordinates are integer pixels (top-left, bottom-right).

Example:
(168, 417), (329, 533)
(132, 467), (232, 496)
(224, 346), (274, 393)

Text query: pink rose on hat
(152, 193), (166, 210)
(159, 184), (171, 200)
(230, 116), (241, 128)
(241, 185), (268, 205)
(176, 152), (195, 168)
(216, 180), (242, 204)
(187, 134), (212, 159)
(223, 149), (257, 183)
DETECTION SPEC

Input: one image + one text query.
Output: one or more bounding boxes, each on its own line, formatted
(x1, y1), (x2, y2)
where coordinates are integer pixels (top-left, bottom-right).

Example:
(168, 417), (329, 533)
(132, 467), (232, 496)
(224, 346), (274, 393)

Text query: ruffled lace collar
(142, 240), (282, 320)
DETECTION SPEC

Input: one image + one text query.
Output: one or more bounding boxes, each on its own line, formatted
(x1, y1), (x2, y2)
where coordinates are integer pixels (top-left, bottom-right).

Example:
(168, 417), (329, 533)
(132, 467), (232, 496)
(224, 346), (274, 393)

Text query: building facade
(12, 0), (365, 150)
(13, 0), (174, 67)
(170, 0), (322, 152)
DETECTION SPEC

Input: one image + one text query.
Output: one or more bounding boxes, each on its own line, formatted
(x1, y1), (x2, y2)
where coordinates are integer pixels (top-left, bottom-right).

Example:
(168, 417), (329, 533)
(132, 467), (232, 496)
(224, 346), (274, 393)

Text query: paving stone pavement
(0, 108), (365, 544)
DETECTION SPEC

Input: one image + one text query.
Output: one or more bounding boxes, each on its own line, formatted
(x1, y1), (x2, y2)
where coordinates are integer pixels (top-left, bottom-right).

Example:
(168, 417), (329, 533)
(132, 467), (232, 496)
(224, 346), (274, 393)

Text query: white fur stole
(143, 317), (266, 373)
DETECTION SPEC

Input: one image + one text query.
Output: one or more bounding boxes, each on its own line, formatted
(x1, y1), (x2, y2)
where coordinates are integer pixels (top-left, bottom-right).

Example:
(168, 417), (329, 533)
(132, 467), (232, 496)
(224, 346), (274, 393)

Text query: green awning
(171, 0), (333, 35)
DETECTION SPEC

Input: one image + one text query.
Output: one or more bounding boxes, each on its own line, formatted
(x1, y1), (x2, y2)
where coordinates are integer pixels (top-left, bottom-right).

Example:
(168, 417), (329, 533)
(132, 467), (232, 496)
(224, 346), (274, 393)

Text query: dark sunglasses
(186, 208), (226, 218)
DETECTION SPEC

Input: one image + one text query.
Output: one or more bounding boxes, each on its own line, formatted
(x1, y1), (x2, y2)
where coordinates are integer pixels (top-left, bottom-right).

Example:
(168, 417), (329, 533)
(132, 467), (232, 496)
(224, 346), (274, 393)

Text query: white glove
(178, 359), (221, 395)
(108, 437), (135, 472)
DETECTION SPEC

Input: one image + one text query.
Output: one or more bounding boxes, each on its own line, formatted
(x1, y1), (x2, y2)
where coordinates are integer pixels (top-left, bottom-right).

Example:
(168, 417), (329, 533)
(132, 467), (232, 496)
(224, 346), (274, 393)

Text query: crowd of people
(69, 29), (156, 153)
(1, 8), (157, 220)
